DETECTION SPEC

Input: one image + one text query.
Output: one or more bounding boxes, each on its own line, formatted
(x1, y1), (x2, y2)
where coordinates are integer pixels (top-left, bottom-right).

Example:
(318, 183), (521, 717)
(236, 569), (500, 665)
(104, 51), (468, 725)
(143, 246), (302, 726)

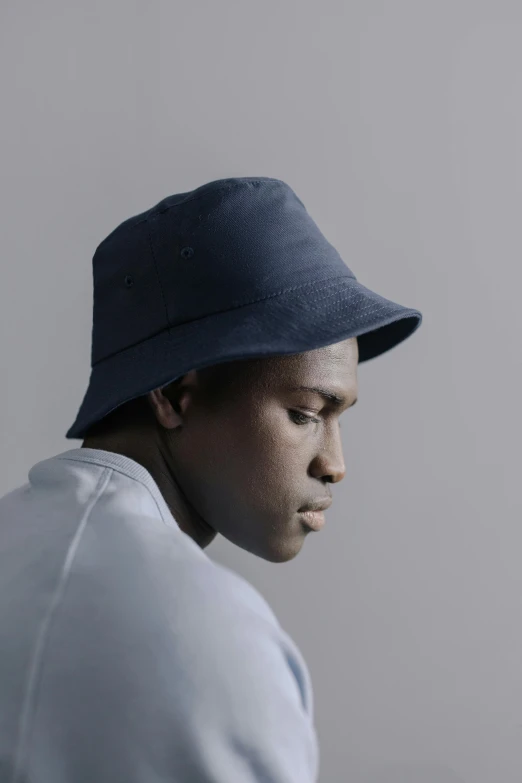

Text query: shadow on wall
(348, 758), (467, 783)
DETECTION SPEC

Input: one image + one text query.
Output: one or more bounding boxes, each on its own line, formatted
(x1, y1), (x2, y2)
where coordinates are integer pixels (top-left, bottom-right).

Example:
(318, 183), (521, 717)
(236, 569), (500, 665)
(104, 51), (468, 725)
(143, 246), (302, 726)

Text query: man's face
(169, 338), (358, 562)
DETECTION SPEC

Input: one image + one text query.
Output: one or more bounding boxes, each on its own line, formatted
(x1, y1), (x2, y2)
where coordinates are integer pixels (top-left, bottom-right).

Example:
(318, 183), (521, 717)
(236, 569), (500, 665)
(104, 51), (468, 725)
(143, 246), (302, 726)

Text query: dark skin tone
(82, 337), (359, 563)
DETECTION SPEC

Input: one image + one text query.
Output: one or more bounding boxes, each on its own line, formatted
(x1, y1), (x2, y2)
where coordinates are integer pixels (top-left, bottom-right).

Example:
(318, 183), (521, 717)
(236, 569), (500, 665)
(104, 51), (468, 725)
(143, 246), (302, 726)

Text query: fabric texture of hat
(65, 176), (423, 440)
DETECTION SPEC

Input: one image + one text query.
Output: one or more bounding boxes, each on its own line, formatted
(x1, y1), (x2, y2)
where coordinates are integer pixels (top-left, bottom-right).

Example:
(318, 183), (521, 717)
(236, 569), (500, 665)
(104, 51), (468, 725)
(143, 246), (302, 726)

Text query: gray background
(1, 2), (521, 781)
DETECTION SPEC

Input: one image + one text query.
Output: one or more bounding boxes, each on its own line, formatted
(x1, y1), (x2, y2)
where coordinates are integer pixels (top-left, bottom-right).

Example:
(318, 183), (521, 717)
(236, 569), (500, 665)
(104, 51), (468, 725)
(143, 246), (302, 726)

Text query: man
(0, 177), (422, 782)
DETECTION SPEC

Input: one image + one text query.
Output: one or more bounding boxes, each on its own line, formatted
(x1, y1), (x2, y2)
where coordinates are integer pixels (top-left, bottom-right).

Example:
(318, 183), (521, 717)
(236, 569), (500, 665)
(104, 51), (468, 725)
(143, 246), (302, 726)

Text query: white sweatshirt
(0, 447), (319, 782)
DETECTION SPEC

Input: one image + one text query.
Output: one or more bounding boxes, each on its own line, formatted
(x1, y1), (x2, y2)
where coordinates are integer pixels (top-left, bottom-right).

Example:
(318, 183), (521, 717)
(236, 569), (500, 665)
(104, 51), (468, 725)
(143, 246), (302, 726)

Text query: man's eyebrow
(289, 385), (358, 408)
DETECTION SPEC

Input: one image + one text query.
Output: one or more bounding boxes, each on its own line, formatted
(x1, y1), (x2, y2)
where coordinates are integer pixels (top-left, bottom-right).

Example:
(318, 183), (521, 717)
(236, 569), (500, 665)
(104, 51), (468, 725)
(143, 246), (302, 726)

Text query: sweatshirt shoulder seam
(10, 466), (113, 783)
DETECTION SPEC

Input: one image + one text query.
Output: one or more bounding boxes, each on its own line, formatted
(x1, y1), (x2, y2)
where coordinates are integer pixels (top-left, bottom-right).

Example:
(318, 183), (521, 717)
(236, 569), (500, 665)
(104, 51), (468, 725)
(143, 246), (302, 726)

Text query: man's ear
(147, 370), (199, 430)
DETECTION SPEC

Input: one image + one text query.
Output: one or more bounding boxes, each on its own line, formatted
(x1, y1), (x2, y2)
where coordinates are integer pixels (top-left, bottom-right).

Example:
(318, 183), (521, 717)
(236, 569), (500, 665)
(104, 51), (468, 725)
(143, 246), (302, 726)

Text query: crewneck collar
(55, 447), (177, 530)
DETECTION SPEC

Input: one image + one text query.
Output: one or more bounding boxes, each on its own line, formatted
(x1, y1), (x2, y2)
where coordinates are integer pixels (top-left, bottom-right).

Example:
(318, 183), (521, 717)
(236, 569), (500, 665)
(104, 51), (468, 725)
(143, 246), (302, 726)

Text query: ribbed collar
(55, 447), (177, 530)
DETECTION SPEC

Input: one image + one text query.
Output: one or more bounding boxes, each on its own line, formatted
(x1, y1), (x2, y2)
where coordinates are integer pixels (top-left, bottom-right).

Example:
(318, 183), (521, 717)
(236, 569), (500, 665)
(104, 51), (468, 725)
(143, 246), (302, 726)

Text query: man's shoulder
(24, 540), (319, 783)
(183, 556), (281, 627)
(82, 503), (280, 631)
(46, 536), (301, 709)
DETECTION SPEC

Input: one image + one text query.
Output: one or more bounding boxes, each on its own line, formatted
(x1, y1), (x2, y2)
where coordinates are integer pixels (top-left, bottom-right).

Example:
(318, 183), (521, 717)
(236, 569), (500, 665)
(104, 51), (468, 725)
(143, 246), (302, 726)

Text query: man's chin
(241, 530), (306, 563)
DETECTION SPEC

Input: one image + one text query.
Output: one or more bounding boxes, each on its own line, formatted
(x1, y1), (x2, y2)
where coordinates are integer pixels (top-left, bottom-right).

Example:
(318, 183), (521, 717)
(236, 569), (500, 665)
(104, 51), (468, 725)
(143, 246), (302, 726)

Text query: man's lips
(298, 497), (332, 531)
(299, 509), (327, 530)
(299, 497), (332, 512)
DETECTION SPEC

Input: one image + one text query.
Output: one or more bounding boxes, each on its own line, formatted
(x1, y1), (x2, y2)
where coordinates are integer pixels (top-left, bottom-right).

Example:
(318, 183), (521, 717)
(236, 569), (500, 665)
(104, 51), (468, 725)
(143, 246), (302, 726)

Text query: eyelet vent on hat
(180, 246), (194, 259)
(124, 275), (134, 287)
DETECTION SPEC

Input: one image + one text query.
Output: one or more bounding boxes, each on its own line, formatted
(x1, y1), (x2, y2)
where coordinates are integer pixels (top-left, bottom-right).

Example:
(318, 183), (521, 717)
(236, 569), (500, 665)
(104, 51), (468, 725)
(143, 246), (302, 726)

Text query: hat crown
(91, 178), (355, 366)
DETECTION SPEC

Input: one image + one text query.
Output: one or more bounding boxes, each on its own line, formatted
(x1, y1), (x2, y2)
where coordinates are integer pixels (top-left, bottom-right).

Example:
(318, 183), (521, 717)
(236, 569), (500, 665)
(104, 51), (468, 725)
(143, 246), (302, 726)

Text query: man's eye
(289, 410), (320, 426)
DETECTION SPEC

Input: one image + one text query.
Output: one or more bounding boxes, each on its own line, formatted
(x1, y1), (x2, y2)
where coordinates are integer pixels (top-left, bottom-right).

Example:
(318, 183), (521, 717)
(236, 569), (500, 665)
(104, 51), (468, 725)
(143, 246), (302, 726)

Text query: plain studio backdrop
(1, 2), (521, 781)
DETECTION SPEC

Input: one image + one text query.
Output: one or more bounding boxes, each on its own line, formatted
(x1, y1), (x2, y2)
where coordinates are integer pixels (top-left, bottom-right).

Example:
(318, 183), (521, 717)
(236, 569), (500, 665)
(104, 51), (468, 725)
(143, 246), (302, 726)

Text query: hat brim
(65, 274), (422, 439)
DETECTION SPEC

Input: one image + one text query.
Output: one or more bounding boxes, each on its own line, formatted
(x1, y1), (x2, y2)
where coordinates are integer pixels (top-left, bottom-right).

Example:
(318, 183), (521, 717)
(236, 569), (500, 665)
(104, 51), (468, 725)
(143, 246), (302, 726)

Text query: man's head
(82, 336), (358, 563)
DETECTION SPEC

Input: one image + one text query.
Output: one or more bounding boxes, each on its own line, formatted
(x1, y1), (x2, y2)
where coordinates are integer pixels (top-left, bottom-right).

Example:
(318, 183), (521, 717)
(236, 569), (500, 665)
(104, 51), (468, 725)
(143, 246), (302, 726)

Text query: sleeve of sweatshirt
(23, 558), (320, 783)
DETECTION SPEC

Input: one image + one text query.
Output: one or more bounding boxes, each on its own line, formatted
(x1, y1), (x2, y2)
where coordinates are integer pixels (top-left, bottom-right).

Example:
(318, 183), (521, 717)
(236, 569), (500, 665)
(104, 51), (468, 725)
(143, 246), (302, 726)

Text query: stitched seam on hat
(204, 273), (356, 310)
(84, 301), (395, 428)
(93, 295), (389, 369)
(92, 273), (355, 364)
(90, 275), (368, 367)
(308, 303), (394, 331)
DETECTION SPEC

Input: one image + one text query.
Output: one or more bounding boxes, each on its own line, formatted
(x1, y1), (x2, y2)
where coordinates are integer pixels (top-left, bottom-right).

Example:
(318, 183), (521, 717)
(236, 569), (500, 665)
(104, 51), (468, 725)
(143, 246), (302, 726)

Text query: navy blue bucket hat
(66, 176), (422, 440)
